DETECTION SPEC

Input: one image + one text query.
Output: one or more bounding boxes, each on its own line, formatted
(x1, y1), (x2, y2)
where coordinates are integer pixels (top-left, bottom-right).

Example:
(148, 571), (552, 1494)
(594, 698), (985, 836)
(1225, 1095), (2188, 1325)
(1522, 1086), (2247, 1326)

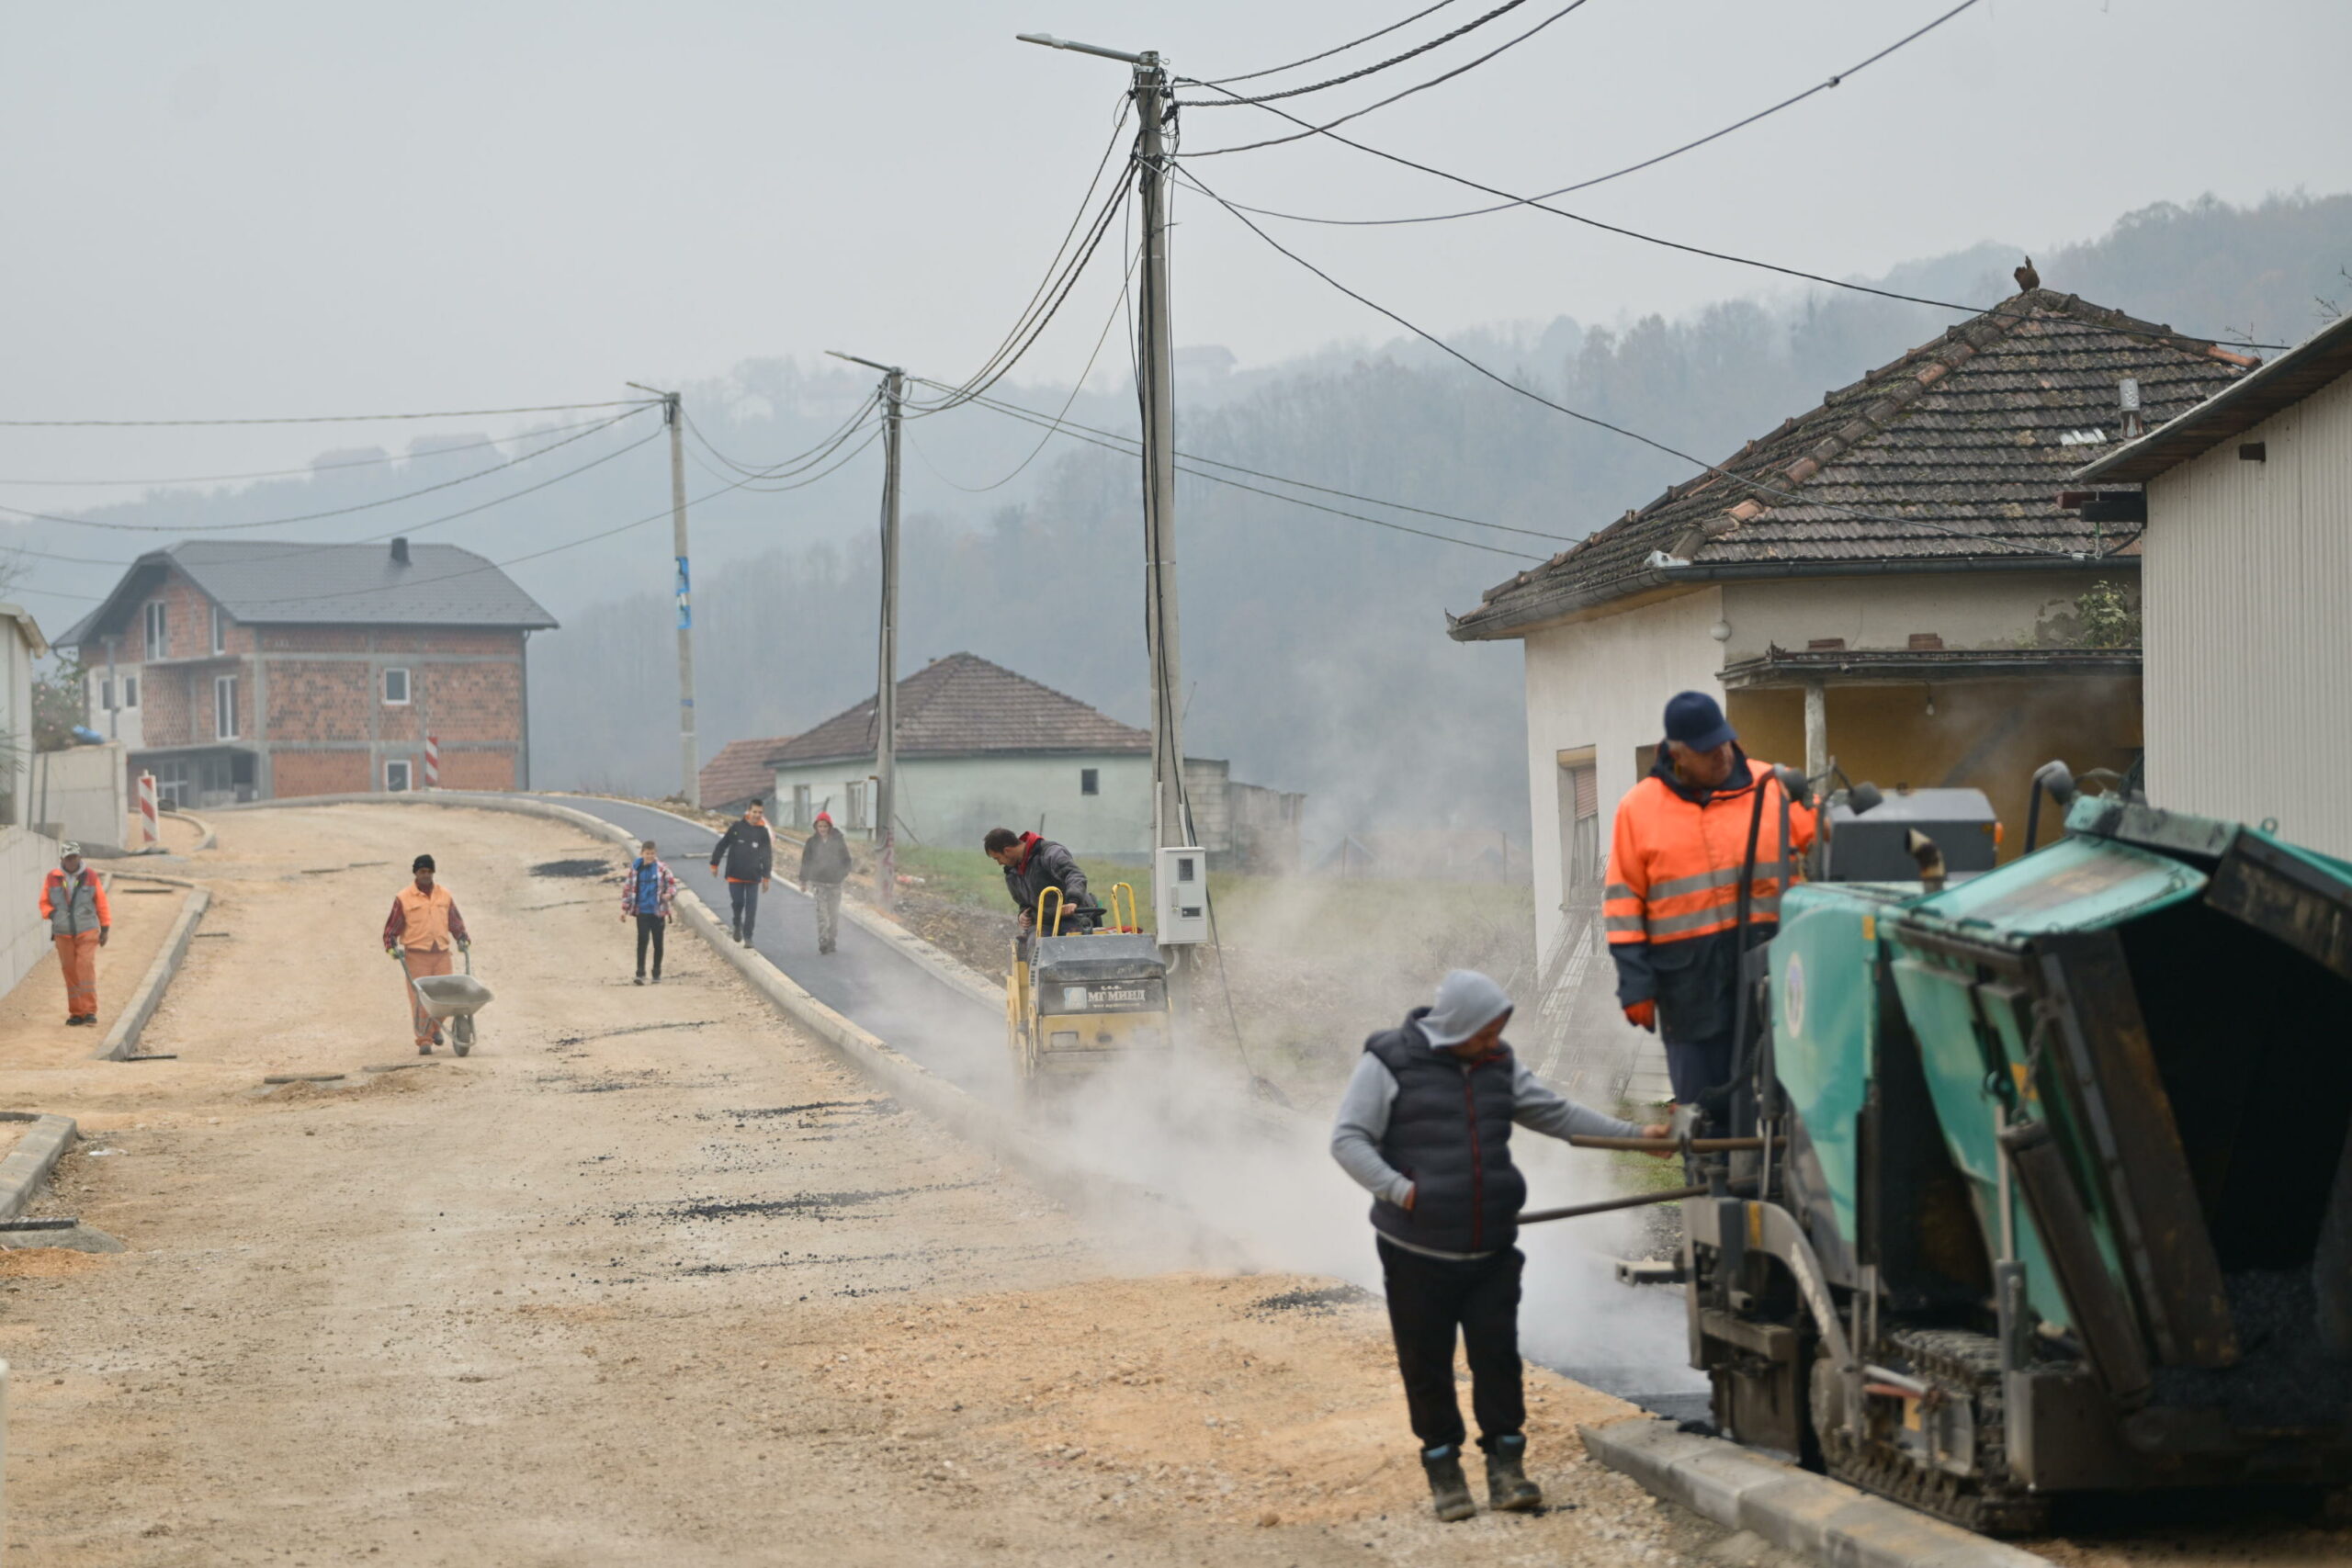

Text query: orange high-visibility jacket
(1605, 758), (1817, 950)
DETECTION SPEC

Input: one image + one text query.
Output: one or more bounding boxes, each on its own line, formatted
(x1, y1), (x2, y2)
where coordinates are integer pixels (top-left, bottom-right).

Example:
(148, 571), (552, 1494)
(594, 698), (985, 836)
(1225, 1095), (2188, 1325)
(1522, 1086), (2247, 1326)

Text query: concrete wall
(773, 752), (1155, 857)
(0, 825), (62, 1000)
(30, 741), (130, 852)
(0, 619), (31, 828)
(1519, 585), (1724, 958)
(2139, 368), (2352, 854)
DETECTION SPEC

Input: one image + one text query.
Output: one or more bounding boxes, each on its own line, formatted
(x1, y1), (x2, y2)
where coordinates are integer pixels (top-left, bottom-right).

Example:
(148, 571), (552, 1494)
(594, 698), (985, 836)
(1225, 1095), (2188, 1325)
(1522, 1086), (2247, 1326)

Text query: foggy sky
(3, 0), (2348, 633)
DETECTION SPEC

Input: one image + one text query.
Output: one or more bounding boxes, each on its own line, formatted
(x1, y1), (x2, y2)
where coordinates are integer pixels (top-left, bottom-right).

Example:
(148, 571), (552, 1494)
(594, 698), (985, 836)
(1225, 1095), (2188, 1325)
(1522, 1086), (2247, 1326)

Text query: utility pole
(1023, 31), (1199, 1008)
(828, 352), (905, 914)
(630, 381), (699, 807)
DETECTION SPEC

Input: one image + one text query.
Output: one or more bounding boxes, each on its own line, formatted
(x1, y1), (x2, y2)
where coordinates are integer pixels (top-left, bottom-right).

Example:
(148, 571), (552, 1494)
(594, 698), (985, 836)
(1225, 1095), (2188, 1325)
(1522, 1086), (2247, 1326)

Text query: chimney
(390, 536), (411, 566)
(2118, 378), (2143, 441)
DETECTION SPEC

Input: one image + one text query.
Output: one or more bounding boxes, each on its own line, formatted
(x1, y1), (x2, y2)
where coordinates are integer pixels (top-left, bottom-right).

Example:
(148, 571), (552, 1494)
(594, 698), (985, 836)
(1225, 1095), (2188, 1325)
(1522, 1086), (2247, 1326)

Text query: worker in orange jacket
(382, 853), (469, 1055)
(40, 841), (111, 1026)
(1606, 693), (1817, 1108)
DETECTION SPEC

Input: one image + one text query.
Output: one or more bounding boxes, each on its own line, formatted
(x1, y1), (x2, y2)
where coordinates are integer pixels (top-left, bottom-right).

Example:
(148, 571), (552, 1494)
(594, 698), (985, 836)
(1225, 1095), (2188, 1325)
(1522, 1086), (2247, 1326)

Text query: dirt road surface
(0, 804), (1721, 1566)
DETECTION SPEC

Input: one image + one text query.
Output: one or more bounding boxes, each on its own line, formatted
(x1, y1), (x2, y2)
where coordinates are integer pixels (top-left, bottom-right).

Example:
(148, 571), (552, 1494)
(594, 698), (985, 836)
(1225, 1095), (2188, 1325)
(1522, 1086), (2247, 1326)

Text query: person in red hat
(797, 811), (854, 955)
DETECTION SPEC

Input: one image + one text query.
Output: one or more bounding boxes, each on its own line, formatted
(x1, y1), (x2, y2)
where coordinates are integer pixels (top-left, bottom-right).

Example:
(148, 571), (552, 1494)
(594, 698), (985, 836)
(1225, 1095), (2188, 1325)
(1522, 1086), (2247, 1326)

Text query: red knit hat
(814, 811), (833, 826)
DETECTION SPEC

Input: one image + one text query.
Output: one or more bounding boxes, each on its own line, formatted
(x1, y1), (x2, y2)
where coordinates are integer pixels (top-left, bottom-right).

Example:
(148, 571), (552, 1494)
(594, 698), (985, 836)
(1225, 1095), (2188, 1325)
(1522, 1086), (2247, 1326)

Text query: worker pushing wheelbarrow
(382, 853), (492, 1055)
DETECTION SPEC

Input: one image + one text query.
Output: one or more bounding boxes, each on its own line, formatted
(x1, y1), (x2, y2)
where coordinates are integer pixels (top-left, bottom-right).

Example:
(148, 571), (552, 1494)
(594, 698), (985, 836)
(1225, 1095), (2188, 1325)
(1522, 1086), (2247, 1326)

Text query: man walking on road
(40, 841), (110, 1026)
(1606, 692), (1817, 1111)
(1331, 969), (1668, 1522)
(708, 801), (774, 944)
(984, 827), (1102, 947)
(620, 840), (678, 985)
(797, 811), (852, 955)
(383, 853), (469, 1055)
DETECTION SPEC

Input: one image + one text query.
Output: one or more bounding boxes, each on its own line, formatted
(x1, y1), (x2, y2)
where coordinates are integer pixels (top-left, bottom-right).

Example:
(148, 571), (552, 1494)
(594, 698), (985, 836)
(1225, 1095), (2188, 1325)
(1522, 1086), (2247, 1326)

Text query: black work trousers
(727, 880), (761, 940)
(1376, 1236), (1526, 1452)
(634, 914), (665, 977)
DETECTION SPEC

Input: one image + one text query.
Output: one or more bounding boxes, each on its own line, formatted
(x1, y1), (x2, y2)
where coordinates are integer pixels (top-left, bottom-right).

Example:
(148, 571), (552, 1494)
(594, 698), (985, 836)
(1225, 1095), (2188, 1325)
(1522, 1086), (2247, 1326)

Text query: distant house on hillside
(61, 538), (557, 806)
(765, 652), (1303, 867)
(2072, 308), (2352, 854)
(1448, 287), (2257, 959)
(700, 736), (795, 816)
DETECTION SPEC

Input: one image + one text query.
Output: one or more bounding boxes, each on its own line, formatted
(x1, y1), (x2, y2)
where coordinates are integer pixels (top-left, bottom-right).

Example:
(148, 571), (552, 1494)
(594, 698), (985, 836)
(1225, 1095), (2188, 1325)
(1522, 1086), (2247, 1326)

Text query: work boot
(1420, 1446), (1476, 1522)
(417, 1041), (432, 1055)
(633, 974), (645, 986)
(1485, 1434), (1541, 1512)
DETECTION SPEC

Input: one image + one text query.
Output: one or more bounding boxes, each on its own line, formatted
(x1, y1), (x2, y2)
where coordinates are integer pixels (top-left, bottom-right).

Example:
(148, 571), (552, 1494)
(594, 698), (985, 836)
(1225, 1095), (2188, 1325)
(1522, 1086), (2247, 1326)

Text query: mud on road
(0, 804), (1727, 1566)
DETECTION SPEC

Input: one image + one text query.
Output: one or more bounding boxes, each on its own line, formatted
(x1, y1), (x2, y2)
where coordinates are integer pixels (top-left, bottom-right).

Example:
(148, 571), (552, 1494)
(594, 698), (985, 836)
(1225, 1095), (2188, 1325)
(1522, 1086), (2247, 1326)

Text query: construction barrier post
(138, 773), (159, 847)
(424, 734), (440, 790)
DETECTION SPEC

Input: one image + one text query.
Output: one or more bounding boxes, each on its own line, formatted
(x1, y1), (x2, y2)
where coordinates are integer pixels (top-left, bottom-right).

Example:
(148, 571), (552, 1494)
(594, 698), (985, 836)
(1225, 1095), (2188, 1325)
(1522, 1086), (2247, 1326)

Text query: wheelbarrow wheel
(452, 1016), (475, 1057)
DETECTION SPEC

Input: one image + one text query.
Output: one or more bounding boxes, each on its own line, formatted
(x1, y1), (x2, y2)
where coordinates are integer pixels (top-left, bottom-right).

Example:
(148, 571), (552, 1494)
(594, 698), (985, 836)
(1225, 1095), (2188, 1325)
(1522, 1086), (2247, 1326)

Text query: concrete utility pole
(827, 352), (905, 913)
(1022, 30), (1197, 1008)
(630, 382), (699, 807)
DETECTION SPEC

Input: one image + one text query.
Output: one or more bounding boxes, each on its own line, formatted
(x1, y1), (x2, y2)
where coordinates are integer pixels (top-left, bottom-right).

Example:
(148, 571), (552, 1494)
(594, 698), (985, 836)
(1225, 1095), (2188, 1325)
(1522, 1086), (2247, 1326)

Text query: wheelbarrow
(410, 948), (494, 1057)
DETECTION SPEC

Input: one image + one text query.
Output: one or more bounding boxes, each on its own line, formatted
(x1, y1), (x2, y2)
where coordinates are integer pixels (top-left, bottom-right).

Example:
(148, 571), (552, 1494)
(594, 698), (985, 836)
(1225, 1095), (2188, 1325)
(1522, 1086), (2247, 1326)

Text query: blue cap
(1664, 691), (1736, 752)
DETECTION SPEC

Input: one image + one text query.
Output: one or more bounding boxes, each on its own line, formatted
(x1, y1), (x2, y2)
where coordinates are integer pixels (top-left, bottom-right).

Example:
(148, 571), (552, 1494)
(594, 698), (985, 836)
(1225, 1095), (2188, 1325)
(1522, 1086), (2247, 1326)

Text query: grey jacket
(43, 868), (106, 937)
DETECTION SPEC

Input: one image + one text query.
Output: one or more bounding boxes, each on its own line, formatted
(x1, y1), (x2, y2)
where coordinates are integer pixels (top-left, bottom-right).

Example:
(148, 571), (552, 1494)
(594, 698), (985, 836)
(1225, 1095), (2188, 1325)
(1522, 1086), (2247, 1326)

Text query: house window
(211, 605), (228, 655)
(383, 667), (412, 705)
(144, 601), (167, 658)
(96, 675), (113, 713)
(791, 784), (811, 829)
(214, 675), (238, 739)
(385, 759), (413, 793)
(1557, 748), (1600, 892)
(153, 761), (190, 808)
(1080, 767), (1100, 796)
(123, 675), (139, 709)
(843, 780), (867, 832)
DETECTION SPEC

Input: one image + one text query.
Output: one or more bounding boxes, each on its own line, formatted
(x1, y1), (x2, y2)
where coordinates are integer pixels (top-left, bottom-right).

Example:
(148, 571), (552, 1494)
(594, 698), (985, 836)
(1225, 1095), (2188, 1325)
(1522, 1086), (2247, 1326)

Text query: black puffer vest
(1366, 1010), (1527, 1255)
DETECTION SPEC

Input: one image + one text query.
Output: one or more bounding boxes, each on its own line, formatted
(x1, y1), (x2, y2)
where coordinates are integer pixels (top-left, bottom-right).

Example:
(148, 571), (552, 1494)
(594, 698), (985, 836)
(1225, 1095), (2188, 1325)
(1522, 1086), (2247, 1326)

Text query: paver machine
(1005, 884), (1174, 1084)
(1679, 765), (2352, 1532)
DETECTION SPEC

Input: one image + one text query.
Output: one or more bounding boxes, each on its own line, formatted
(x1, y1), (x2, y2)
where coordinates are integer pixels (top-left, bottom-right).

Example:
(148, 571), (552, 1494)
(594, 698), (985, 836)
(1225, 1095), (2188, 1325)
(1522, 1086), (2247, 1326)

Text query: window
(143, 601), (167, 658)
(791, 784), (811, 829)
(1080, 767), (1100, 796)
(843, 780), (867, 832)
(122, 675), (139, 709)
(383, 667), (412, 705)
(385, 759), (413, 793)
(1557, 747), (1600, 893)
(96, 675), (113, 713)
(211, 605), (228, 655)
(214, 675), (238, 739)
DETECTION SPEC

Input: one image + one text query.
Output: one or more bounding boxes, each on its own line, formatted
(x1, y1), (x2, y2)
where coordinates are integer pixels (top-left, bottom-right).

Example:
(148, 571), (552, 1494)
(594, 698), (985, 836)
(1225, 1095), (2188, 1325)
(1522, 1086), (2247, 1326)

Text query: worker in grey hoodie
(1331, 969), (1668, 1522)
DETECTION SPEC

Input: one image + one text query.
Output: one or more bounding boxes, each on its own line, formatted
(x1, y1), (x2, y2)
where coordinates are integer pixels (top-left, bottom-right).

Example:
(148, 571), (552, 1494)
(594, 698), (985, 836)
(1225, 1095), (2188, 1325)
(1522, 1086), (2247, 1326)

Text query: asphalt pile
(2151, 1269), (2352, 1427)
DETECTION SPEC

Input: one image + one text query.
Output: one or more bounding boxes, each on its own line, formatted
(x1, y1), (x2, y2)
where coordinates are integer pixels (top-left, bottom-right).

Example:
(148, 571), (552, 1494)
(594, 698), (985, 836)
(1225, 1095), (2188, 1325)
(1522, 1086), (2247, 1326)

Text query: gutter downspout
(518, 630), (532, 791)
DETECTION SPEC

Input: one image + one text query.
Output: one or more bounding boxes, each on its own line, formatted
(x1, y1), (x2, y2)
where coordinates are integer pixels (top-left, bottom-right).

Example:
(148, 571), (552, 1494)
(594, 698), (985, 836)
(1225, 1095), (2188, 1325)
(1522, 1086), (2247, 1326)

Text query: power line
(1178, 0), (1533, 105)
(0, 409), (660, 535)
(1178, 164), (2101, 562)
(683, 389), (884, 483)
(1170, 49), (2277, 352)
(1192, 0), (1467, 88)
(1193, 0), (1984, 219)
(1181, 0), (1597, 155)
(0, 399), (661, 428)
(0, 413), (643, 489)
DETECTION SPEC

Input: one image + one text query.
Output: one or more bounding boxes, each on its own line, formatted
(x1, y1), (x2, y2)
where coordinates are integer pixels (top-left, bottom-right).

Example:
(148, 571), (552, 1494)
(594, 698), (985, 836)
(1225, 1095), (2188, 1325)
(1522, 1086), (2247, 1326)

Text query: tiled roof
(699, 736), (795, 809)
(1451, 289), (2256, 641)
(769, 652), (1149, 767)
(59, 538), (558, 645)
(2075, 309), (2352, 483)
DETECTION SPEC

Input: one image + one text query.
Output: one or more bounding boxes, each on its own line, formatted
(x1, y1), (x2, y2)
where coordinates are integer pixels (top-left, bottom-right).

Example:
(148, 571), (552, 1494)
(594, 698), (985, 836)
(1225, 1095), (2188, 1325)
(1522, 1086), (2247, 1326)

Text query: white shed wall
(772, 753), (1153, 858)
(0, 825), (63, 1000)
(1519, 585), (1724, 958)
(2142, 368), (2352, 854)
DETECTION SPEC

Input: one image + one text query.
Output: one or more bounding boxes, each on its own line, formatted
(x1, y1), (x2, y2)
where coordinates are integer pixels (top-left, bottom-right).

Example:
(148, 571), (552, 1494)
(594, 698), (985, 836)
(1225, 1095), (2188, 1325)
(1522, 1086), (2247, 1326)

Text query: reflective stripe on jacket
(40, 868), (109, 936)
(1604, 755), (1815, 947)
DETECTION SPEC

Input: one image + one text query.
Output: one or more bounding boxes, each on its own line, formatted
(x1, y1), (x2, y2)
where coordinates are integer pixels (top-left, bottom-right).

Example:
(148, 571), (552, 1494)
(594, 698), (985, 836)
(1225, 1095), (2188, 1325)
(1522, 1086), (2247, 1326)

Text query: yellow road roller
(1006, 885), (1172, 1081)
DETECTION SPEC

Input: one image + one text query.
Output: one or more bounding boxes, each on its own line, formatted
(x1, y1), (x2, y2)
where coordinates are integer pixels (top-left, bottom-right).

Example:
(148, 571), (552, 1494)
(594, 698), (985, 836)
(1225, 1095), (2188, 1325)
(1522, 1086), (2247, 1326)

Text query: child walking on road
(621, 840), (678, 984)
(798, 812), (853, 955)
(708, 801), (774, 944)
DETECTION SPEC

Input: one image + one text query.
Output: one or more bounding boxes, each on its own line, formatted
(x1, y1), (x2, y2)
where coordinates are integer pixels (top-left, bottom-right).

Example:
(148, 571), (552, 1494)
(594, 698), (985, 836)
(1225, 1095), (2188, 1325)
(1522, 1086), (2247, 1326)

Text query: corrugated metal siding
(2143, 369), (2352, 855)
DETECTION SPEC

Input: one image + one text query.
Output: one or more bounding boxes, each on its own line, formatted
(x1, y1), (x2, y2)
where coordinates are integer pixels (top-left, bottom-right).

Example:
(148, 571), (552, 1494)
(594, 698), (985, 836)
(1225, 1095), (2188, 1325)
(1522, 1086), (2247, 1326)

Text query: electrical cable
(0, 409), (661, 536)
(1173, 65), (2290, 353)
(1196, 0), (1983, 218)
(0, 399), (660, 428)
(683, 392), (879, 481)
(1180, 164), (2108, 561)
(1178, 0), (1533, 106)
(0, 413), (643, 489)
(1191, 0), (1467, 87)
(1181, 0), (1597, 156)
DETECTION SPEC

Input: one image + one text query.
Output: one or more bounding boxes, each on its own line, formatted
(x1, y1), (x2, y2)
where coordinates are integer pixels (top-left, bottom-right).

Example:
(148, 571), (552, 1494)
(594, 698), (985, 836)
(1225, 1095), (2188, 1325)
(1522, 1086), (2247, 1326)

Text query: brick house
(61, 538), (557, 806)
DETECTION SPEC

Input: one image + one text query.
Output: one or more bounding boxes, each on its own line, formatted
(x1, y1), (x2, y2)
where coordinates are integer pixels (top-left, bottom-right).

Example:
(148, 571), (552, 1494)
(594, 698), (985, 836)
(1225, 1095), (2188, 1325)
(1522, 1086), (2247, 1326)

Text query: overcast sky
(4, 0), (2348, 625)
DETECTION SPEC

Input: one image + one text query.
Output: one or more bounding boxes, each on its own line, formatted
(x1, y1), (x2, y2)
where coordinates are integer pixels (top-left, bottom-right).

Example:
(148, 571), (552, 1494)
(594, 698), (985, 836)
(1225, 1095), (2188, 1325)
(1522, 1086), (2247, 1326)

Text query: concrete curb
(1578, 1417), (2052, 1568)
(97, 882), (212, 1063)
(0, 1115), (80, 1223)
(161, 807), (216, 852)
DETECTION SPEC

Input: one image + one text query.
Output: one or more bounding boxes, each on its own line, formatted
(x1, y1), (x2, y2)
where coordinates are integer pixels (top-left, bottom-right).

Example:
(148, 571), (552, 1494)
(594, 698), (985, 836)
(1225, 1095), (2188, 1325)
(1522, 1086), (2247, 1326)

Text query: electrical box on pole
(1154, 846), (1209, 944)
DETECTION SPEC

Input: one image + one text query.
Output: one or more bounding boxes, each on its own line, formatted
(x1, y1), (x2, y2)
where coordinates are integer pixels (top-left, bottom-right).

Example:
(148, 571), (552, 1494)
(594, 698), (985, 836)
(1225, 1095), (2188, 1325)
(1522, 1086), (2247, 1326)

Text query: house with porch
(60, 537), (556, 806)
(1448, 287), (2257, 960)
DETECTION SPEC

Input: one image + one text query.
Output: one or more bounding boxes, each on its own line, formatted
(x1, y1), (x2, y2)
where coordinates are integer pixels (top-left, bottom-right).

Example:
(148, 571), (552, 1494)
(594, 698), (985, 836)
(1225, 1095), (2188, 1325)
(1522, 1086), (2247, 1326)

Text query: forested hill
(20, 194), (2352, 845)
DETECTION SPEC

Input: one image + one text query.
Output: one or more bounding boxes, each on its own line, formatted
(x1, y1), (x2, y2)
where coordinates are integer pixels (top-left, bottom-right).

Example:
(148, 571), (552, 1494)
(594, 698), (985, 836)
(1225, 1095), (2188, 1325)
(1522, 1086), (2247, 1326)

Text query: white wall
(86, 661), (147, 752)
(1519, 585), (1724, 958)
(0, 825), (63, 1001)
(1719, 570), (2118, 662)
(34, 741), (130, 851)
(0, 620), (32, 826)
(772, 752), (1154, 858)
(2143, 368), (2352, 854)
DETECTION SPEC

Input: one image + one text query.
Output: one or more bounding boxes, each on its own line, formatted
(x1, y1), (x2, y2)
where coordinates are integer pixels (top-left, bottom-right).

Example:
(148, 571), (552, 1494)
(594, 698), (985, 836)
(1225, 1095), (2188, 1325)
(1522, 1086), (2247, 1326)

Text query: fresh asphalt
(526, 796), (1011, 1098)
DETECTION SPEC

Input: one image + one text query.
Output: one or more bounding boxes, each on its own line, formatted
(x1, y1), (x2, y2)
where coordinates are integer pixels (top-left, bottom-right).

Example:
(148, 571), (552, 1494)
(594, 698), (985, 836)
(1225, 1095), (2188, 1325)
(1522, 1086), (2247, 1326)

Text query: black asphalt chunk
(530, 858), (612, 878)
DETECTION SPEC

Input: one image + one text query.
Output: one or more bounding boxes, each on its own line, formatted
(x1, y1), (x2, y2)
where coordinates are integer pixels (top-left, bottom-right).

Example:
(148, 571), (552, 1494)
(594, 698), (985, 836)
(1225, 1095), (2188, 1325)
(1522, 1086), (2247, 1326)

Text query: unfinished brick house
(61, 538), (557, 805)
